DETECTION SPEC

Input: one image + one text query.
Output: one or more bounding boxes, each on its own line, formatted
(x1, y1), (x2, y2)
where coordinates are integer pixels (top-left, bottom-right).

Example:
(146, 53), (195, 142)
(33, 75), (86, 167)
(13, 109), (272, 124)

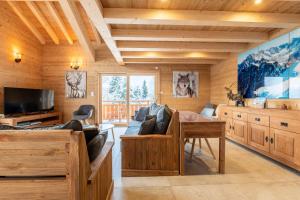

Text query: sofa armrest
(88, 142), (114, 183)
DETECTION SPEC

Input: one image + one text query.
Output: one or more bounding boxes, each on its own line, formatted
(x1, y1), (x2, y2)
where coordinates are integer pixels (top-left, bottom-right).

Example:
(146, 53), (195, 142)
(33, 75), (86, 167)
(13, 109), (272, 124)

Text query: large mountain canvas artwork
(238, 28), (300, 99)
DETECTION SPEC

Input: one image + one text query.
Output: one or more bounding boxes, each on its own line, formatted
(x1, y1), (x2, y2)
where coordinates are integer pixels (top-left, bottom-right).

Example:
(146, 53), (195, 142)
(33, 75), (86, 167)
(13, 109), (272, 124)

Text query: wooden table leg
(180, 125), (185, 175)
(219, 136), (225, 174)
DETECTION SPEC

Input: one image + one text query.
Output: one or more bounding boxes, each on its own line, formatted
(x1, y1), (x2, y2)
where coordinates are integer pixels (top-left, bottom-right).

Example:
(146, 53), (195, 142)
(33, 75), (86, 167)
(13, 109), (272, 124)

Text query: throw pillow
(138, 117), (156, 135)
(149, 103), (163, 116)
(87, 130), (108, 162)
(134, 107), (150, 121)
(62, 120), (83, 131)
(144, 115), (156, 121)
(153, 105), (172, 134)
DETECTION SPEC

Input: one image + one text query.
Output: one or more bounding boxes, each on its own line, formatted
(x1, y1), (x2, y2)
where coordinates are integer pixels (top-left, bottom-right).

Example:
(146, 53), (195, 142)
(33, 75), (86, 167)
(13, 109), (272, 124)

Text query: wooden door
(248, 123), (270, 152)
(270, 128), (300, 165)
(232, 120), (247, 144)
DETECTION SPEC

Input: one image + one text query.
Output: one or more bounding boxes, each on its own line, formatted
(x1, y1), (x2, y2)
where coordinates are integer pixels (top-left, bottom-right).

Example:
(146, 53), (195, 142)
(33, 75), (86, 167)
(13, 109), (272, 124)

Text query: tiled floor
(109, 127), (300, 200)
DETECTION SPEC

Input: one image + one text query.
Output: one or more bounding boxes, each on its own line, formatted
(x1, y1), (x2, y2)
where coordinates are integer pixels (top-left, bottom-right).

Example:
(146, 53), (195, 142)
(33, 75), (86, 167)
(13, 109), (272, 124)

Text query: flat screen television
(4, 87), (54, 116)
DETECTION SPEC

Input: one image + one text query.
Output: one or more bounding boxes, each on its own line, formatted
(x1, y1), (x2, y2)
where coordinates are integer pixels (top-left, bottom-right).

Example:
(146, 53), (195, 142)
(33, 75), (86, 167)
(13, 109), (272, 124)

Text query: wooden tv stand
(0, 112), (62, 128)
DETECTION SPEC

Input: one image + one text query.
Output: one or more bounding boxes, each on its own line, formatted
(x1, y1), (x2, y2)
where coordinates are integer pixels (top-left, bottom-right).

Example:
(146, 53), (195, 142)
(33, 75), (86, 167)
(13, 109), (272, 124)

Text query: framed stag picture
(173, 71), (199, 98)
(65, 71), (87, 98)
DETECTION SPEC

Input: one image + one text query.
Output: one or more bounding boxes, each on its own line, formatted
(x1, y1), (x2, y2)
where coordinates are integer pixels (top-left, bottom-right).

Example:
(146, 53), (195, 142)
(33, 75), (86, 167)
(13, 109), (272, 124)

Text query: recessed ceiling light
(254, 0), (263, 5)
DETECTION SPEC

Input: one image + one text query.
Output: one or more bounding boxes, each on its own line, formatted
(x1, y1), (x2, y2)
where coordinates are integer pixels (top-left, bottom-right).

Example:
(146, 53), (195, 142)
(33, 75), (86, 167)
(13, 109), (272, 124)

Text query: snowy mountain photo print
(238, 28), (300, 99)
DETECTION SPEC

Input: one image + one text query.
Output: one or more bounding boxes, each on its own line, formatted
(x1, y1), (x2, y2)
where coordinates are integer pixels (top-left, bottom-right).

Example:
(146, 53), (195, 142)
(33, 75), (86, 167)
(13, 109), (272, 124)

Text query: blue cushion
(200, 108), (215, 118)
(134, 107), (150, 121)
(153, 105), (172, 134)
(128, 120), (143, 127)
(125, 126), (141, 135)
(149, 103), (163, 116)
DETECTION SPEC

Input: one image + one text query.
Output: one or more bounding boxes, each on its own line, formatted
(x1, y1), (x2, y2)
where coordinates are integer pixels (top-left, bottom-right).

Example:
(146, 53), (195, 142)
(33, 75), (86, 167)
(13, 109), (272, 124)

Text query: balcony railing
(102, 100), (152, 123)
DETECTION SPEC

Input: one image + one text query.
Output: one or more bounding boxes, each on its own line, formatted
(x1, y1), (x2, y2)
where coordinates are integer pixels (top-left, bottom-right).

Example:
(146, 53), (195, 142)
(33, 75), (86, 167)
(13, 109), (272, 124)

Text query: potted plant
(224, 83), (245, 107)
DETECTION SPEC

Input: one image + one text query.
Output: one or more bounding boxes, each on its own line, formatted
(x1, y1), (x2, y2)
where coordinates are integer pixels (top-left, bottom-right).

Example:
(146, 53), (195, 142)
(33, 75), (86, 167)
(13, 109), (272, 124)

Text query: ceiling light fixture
(254, 0), (263, 5)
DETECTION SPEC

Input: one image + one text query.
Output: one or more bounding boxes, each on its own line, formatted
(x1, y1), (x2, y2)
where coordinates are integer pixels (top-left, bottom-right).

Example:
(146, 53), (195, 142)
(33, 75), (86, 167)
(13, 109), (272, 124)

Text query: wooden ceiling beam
(59, 0), (95, 61)
(123, 58), (220, 65)
(117, 41), (248, 52)
(26, 1), (60, 45)
(89, 19), (102, 48)
(112, 29), (268, 43)
(79, 0), (124, 65)
(45, 1), (73, 45)
(121, 52), (229, 60)
(7, 1), (46, 44)
(104, 8), (300, 29)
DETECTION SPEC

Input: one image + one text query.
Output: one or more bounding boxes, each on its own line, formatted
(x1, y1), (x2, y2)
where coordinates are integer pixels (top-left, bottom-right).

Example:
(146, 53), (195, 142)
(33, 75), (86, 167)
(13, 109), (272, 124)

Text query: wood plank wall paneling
(210, 55), (237, 106)
(210, 54), (300, 110)
(42, 43), (210, 122)
(0, 2), (43, 114)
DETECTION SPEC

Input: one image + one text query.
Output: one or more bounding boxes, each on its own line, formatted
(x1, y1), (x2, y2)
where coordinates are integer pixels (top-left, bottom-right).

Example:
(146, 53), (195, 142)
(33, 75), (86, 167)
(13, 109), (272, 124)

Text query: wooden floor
(109, 127), (300, 200)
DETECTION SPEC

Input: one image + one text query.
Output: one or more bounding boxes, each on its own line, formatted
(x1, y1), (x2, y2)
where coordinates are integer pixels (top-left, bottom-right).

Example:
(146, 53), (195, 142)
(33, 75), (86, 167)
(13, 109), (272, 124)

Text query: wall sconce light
(70, 59), (82, 70)
(14, 52), (22, 63)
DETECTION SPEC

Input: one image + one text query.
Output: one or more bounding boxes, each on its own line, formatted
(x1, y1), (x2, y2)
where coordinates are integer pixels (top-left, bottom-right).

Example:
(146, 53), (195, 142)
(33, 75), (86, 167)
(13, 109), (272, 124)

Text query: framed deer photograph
(65, 71), (87, 98)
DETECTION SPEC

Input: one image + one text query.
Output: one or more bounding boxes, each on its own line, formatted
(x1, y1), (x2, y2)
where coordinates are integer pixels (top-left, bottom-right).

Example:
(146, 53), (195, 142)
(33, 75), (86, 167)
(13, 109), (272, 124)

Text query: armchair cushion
(134, 107), (149, 121)
(73, 105), (95, 120)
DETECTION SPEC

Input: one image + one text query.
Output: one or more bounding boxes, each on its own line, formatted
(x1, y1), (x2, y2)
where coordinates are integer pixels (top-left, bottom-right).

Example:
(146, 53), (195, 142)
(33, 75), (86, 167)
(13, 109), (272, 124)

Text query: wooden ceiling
(3, 0), (300, 66)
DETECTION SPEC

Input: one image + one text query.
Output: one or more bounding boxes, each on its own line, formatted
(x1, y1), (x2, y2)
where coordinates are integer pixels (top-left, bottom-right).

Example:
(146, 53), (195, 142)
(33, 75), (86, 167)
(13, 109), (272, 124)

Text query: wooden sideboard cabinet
(219, 105), (300, 171)
(248, 123), (270, 153)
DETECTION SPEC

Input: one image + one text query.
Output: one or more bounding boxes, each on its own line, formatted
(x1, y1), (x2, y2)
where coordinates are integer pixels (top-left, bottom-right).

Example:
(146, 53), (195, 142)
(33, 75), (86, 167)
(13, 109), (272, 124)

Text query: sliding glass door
(129, 75), (156, 118)
(101, 75), (128, 124)
(101, 74), (156, 124)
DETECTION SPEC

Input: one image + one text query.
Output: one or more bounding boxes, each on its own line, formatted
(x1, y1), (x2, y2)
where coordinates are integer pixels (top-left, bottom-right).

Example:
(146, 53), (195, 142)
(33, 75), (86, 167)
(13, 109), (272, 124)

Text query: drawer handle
(270, 138), (274, 144)
(265, 136), (269, 142)
(232, 126), (235, 130)
(255, 118), (261, 122)
(237, 114), (241, 118)
(224, 112), (228, 116)
(280, 122), (288, 127)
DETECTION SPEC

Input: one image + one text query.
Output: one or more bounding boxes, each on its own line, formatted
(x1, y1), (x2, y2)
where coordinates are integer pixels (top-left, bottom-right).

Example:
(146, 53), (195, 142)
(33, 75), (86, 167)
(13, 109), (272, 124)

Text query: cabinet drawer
(270, 117), (300, 134)
(233, 112), (247, 121)
(248, 114), (269, 127)
(220, 109), (232, 118)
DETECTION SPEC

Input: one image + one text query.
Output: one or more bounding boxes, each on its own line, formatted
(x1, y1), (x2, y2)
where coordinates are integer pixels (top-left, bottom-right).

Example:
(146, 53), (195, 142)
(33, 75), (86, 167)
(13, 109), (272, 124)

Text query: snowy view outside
(129, 76), (155, 101)
(102, 75), (155, 102)
(101, 75), (155, 123)
(102, 76), (127, 101)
